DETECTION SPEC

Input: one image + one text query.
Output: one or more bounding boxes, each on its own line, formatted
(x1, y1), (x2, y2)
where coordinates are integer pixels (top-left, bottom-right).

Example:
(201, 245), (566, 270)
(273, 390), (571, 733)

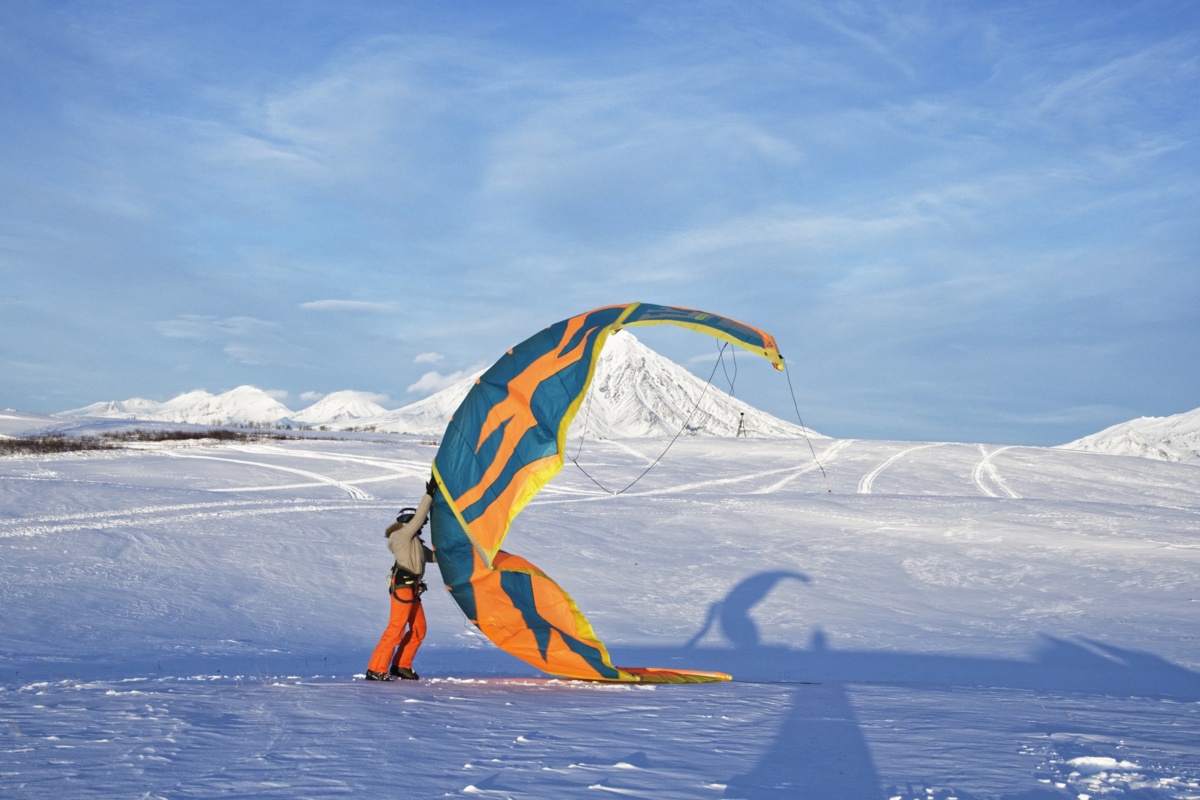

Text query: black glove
(426, 475), (438, 497)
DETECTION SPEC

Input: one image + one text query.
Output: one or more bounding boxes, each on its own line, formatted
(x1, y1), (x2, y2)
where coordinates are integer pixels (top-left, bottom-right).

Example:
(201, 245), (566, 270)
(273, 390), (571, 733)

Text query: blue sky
(2, 1), (1197, 445)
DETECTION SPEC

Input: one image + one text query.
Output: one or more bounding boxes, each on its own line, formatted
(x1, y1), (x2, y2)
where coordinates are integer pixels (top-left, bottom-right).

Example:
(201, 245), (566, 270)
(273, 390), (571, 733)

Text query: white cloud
(300, 391), (325, 402)
(414, 352), (444, 364)
(300, 300), (396, 314)
(406, 367), (483, 396)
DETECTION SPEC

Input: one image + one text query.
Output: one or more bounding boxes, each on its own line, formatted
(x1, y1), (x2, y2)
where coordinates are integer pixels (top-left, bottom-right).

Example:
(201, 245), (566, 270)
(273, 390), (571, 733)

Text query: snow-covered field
(2, 423), (1198, 798)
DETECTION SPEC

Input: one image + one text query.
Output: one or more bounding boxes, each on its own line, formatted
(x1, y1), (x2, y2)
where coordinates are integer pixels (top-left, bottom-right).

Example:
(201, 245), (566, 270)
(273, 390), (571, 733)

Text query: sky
(2, 0), (1198, 446)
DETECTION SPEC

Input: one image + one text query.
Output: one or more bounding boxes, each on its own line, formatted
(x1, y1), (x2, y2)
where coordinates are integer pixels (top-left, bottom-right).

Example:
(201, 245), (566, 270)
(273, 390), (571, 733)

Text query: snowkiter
(365, 476), (438, 681)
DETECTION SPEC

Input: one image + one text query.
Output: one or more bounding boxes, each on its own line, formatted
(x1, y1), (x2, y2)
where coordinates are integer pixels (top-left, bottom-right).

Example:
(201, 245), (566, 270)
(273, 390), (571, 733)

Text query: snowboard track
(972, 444), (1021, 498)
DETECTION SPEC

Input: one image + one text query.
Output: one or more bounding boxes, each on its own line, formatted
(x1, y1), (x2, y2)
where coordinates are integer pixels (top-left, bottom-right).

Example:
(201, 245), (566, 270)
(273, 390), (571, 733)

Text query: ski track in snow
(163, 450), (373, 499)
(0, 500), (397, 538)
(0, 497), (289, 528)
(597, 439), (657, 465)
(219, 443), (432, 476)
(545, 439), (850, 502)
(972, 444), (1021, 499)
(754, 438), (852, 493)
(0, 446), (433, 537)
(198, 445), (431, 494)
(0, 444), (448, 538)
(858, 443), (946, 494)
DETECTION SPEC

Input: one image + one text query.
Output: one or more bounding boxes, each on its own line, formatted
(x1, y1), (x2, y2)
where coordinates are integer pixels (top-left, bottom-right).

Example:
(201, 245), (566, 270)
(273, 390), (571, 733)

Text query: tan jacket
(385, 492), (434, 579)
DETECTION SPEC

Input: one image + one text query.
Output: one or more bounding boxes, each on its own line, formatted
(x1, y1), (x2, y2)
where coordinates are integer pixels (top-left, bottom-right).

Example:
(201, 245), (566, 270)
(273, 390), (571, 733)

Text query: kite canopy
(429, 302), (784, 683)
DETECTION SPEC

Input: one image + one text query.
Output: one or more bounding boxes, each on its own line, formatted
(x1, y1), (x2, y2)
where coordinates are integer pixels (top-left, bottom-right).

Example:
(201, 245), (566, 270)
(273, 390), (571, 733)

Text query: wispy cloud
(300, 300), (396, 314)
(154, 315), (297, 367)
(414, 352), (444, 364)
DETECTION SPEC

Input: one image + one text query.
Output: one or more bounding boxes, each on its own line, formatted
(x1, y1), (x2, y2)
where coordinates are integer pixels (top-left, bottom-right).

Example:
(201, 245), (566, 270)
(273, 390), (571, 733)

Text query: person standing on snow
(365, 476), (438, 681)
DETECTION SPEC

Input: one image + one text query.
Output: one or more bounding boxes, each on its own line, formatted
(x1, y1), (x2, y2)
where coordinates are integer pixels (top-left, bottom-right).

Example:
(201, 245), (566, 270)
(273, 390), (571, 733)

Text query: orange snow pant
(367, 587), (427, 673)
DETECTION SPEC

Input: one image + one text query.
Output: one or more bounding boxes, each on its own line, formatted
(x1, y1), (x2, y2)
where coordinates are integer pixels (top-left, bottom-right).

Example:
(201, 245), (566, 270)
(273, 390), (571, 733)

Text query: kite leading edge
(429, 302), (784, 683)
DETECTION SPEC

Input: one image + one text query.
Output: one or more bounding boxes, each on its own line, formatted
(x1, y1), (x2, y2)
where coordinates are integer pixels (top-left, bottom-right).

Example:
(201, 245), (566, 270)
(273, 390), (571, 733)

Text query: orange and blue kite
(429, 302), (785, 683)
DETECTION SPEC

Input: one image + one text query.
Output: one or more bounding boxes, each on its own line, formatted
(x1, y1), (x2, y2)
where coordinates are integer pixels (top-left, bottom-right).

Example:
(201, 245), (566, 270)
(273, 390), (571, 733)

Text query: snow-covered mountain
(357, 332), (816, 438)
(64, 386), (294, 427)
(59, 333), (817, 439)
(575, 330), (813, 439)
(290, 391), (388, 426)
(1058, 406), (1200, 463)
(363, 379), (476, 436)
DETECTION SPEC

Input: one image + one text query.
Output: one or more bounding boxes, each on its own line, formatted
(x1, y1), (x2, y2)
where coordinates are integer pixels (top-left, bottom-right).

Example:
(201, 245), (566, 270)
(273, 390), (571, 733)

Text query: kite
(429, 302), (785, 683)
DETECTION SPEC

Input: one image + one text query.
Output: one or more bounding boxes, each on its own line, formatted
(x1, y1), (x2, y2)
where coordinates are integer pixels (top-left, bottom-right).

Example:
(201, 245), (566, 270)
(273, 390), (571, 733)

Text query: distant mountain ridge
(290, 390), (388, 425)
(66, 387), (296, 427)
(60, 332), (819, 440)
(1058, 406), (1200, 463)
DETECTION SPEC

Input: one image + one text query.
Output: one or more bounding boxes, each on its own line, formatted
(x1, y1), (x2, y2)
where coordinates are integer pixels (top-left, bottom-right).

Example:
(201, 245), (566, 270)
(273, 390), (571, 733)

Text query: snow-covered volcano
(363, 331), (816, 439)
(1059, 406), (1200, 463)
(570, 330), (812, 439)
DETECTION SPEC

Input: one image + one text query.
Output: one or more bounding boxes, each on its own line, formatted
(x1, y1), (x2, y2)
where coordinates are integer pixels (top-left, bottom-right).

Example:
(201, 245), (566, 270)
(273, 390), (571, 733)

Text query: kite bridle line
(569, 341), (732, 495)
(783, 357), (831, 489)
(720, 340), (738, 397)
(570, 338), (831, 495)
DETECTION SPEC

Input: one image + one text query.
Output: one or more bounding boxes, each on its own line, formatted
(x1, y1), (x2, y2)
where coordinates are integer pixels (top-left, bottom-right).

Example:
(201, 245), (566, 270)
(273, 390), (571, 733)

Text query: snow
(0, 410), (74, 438)
(3, 427), (1198, 798)
(1059, 406), (1200, 464)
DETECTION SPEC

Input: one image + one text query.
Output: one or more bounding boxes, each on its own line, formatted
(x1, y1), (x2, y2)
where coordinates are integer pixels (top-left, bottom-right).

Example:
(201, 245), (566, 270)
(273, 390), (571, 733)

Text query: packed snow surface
(2, 428), (1198, 798)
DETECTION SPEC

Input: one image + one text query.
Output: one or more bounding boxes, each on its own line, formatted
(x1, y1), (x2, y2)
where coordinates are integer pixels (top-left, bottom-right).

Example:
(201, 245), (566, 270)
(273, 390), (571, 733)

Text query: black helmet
(396, 507), (418, 524)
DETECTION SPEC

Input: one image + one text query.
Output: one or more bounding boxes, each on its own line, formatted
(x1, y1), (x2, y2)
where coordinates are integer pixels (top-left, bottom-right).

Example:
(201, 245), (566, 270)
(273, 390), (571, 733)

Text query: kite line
(570, 342), (732, 495)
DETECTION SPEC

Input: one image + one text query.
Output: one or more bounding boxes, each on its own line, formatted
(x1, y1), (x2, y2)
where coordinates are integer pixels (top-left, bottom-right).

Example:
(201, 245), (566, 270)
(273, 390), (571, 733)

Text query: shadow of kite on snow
(683, 569), (811, 650)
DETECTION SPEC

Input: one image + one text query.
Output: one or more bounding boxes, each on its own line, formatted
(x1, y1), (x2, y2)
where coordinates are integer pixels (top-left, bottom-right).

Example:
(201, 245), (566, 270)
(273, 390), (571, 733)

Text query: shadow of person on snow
(680, 570), (883, 799)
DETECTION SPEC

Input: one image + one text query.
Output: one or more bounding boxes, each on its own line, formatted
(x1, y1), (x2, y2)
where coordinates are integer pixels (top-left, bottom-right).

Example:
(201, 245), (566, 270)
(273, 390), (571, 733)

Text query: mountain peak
(371, 331), (817, 439)
(292, 391), (388, 425)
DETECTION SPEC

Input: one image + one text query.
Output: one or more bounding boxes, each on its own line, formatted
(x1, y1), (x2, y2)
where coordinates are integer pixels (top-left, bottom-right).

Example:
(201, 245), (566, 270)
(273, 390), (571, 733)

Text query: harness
(389, 562), (427, 603)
